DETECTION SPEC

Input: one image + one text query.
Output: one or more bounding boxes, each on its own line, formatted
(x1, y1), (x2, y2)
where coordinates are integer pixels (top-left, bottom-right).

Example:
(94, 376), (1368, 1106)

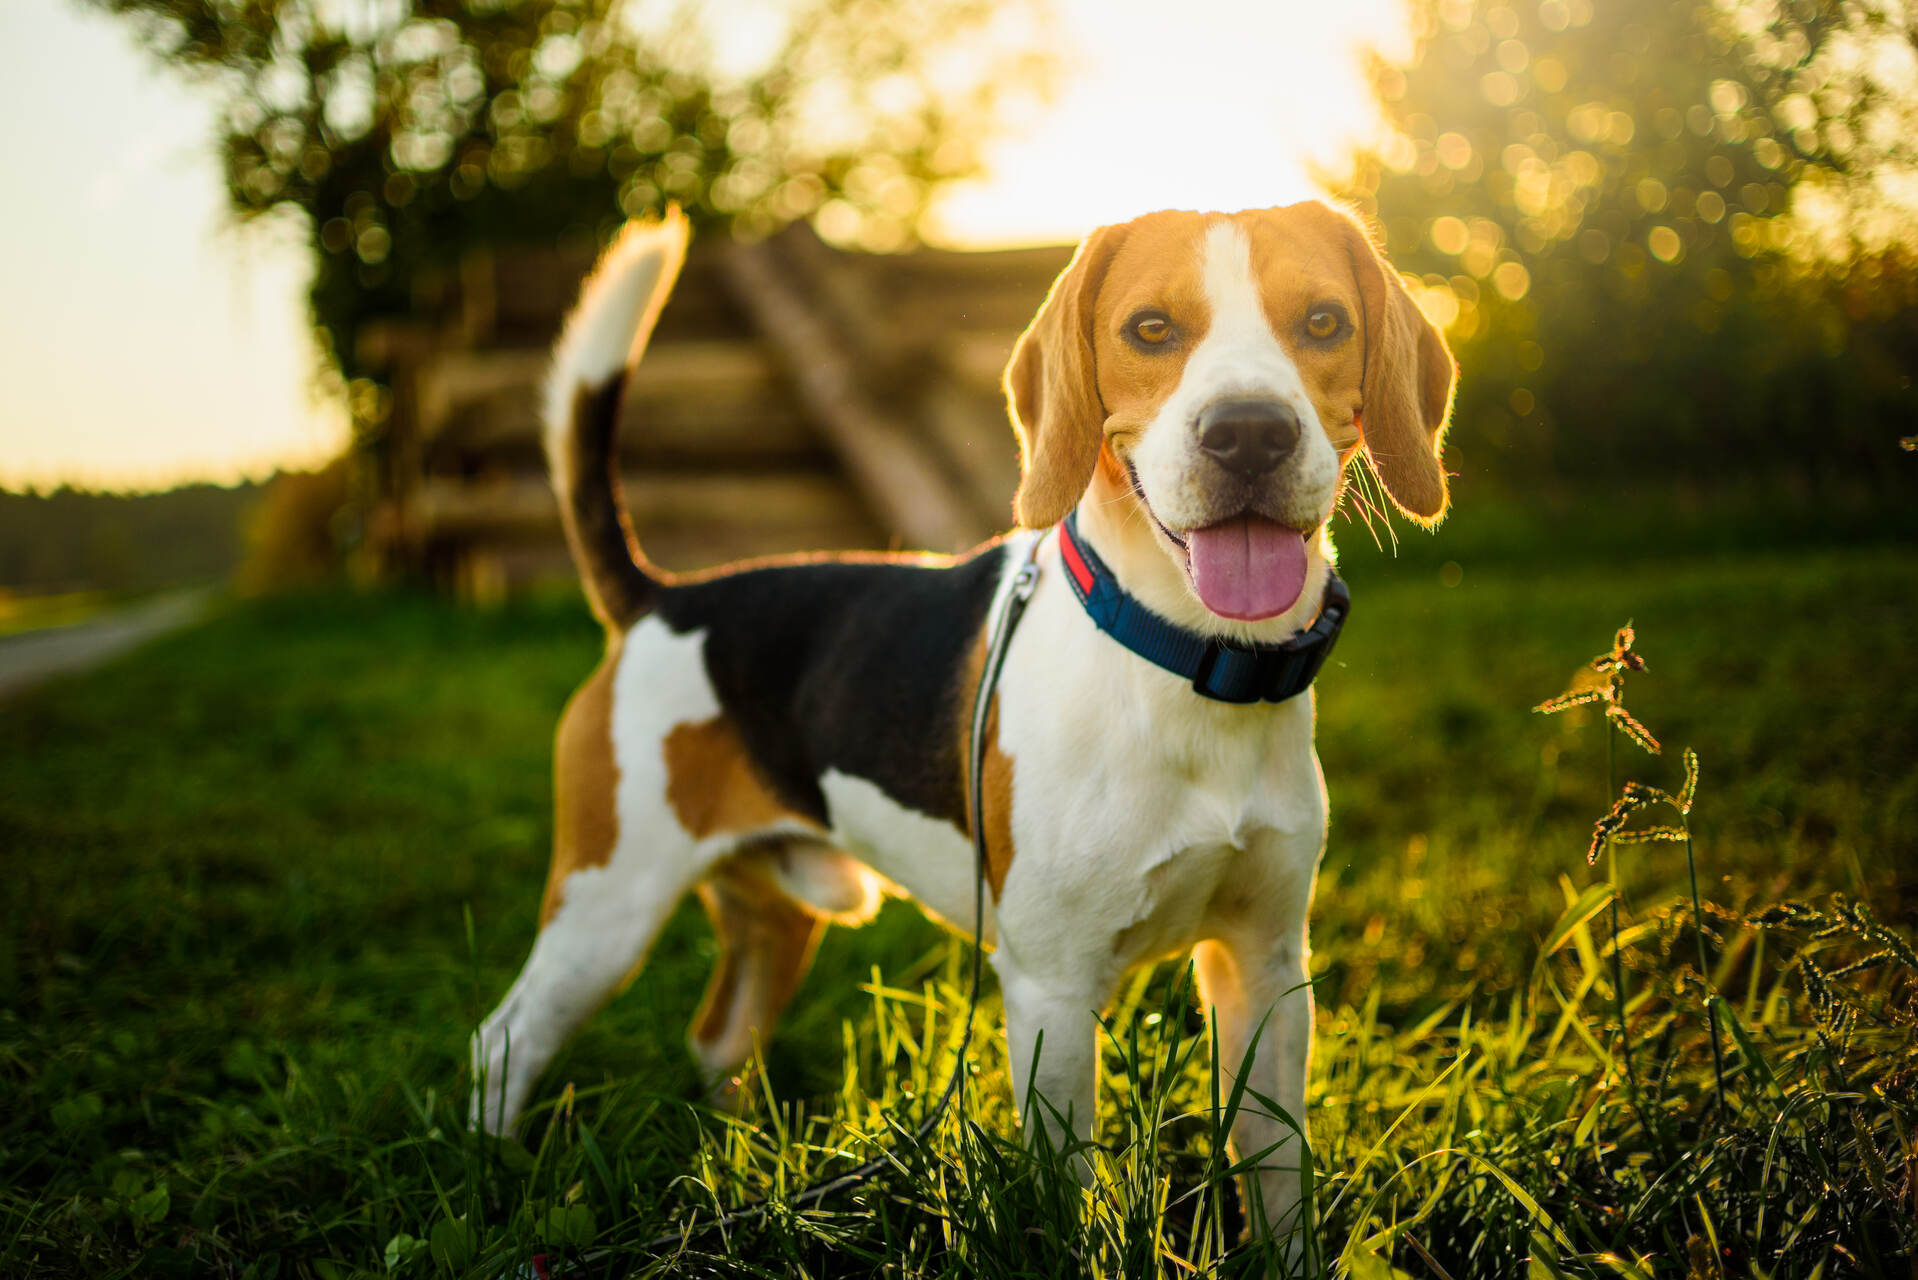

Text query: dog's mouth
(1124, 462), (1313, 622)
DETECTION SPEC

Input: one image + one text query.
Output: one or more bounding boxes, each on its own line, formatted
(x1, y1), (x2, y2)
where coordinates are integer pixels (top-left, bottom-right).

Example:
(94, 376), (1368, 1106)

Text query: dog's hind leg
(687, 855), (828, 1090)
(688, 840), (886, 1090)
(470, 854), (700, 1135)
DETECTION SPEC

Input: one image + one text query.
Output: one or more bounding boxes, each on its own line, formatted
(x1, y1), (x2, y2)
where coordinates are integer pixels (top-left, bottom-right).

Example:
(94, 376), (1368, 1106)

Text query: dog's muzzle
(1196, 399), (1301, 479)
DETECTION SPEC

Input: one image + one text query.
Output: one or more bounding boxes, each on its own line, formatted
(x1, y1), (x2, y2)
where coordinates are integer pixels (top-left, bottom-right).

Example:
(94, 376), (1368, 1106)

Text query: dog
(471, 201), (1454, 1248)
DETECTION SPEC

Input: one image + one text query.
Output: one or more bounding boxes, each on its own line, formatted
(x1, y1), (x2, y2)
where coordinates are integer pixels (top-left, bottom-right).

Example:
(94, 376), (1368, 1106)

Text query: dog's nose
(1196, 400), (1300, 478)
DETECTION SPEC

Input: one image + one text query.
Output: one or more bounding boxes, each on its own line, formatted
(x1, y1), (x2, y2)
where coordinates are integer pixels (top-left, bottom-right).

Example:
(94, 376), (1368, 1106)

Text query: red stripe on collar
(1057, 518), (1096, 594)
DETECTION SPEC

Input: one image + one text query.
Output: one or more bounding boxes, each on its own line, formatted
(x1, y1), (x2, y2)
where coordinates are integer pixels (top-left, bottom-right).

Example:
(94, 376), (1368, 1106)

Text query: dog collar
(1057, 509), (1350, 705)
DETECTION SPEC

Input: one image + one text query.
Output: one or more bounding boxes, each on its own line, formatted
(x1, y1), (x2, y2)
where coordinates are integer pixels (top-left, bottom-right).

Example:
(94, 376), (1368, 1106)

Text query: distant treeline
(0, 483), (261, 596)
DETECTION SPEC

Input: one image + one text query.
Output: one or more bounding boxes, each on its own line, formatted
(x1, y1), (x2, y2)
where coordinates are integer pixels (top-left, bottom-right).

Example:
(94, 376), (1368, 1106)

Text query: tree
(92, 0), (1050, 380)
(1337, 0), (1918, 492)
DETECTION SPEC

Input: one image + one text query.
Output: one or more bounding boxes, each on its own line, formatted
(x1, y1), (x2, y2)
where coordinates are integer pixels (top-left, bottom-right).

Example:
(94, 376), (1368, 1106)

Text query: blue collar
(1057, 509), (1350, 705)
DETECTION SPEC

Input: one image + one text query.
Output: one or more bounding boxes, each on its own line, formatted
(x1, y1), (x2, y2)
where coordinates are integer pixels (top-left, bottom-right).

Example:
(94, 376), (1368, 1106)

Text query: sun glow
(0, 0), (1412, 490)
(928, 0), (1415, 248)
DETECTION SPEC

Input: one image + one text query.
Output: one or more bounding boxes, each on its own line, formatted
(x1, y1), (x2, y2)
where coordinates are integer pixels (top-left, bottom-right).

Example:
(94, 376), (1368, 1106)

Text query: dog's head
(1005, 202), (1455, 634)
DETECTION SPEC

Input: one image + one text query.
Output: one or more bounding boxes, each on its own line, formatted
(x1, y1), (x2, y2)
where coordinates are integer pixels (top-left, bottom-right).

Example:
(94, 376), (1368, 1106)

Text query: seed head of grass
(1533, 624), (1662, 754)
(1586, 749), (1699, 863)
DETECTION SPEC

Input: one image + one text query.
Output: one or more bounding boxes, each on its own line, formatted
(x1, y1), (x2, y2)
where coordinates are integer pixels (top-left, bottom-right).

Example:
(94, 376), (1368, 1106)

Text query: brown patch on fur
(1005, 224), (1131, 529)
(980, 706), (1015, 897)
(956, 629), (1017, 897)
(1234, 207), (1370, 458)
(663, 715), (801, 839)
(1006, 210), (1222, 529)
(1095, 437), (1130, 492)
(690, 857), (826, 1065)
(1251, 204), (1454, 521)
(540, 643), (623, 926)
(1087, 211), (1213, 454)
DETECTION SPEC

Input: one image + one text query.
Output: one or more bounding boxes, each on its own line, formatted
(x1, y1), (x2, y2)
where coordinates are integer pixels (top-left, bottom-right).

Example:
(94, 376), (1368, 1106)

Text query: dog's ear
(1004, 223), (1129, 529)
(1326, 207), (1457, 524)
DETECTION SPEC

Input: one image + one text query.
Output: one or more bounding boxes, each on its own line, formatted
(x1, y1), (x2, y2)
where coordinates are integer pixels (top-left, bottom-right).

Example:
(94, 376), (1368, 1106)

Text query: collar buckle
(1191, 640), (1266, 704)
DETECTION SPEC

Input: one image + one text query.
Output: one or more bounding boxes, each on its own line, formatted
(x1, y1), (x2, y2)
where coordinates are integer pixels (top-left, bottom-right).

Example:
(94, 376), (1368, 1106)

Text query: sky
(0, 0), (1412, 492)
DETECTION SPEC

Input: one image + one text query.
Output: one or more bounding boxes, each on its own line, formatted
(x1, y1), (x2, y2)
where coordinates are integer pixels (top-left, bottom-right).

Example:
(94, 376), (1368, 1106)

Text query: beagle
(471, 203), (1455, 1249)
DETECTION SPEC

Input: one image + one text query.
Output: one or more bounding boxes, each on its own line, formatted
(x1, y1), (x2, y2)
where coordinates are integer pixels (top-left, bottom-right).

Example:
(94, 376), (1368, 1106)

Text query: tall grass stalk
(1683, 827), (1729, 1111)
(1604, 713), (1658, 1155)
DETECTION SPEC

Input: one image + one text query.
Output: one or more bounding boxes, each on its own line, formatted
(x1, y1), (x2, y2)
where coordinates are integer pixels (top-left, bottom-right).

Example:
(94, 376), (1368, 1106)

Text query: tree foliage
(1339, 0), (1918, 492)
(0, 483), (259, 594)
(91, 0), (1049, 379)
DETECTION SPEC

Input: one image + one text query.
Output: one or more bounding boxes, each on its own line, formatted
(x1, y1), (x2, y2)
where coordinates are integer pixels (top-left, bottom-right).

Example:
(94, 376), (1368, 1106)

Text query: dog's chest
(988, 579), (1327, 957)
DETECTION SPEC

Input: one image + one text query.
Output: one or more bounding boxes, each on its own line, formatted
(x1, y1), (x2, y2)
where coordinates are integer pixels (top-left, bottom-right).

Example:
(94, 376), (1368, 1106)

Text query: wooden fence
(356, 223), (1071, 595)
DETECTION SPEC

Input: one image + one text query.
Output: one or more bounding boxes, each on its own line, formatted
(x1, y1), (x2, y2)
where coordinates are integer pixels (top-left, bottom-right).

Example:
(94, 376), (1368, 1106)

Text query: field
(3, 515), (1914, 1278)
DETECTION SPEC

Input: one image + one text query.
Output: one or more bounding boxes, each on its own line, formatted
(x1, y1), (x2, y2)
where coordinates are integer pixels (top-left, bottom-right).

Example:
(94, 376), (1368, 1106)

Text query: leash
(522, 537), (1043, 1276)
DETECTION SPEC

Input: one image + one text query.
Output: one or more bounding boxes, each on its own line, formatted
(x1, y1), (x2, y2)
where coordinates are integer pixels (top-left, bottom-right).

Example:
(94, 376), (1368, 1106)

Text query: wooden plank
(416, 343), (790, 434)
(920, 385), (1019, 526)
(890, 286), (1058, 334)
(413, 341), (821, 463)
(414, 471), (873, 541)
(720, 241), (984, 553)
(855, 243), (1072, 302)
(479, 241), (747, 346)
(450, 516), (891, 583)
(756, 229), (1018, 527)
(769, 222), (923, 379)
(939, 331), (1023, 393)
(426, 395), (826, 469)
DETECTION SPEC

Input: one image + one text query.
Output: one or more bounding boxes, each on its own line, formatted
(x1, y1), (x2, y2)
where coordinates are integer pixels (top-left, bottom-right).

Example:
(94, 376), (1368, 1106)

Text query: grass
(1, 530), (1914, 1277)
(0, 588), (133, 637)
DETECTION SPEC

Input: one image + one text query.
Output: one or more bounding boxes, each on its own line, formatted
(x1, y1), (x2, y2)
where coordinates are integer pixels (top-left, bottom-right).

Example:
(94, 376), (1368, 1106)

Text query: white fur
(473, 615), (749, 1130)
(988, 528), (1324, 1243)
(819, 769), (995, 944)
(1123, 220), (1344, 650)
(541, 212), (688, 503)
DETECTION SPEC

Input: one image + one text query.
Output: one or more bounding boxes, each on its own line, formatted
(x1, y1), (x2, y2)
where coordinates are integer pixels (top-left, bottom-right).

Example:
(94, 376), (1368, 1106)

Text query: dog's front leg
(1194, 923), (1316, 1269)
(993, 953), (1109, 1174)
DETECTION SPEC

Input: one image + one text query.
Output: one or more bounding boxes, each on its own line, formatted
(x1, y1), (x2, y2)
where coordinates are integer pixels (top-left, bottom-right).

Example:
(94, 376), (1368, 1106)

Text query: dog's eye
(1305, 308), (1342, 340)
(1130, 312), (1173, 346)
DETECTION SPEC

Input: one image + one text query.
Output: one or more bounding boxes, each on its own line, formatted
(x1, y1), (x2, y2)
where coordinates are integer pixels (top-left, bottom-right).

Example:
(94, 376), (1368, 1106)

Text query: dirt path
(0, 587), (212, 700)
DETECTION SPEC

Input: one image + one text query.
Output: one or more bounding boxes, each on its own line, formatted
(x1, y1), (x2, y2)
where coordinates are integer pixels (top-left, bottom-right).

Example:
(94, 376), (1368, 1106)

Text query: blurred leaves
(90, 0), (1053, 380)
(1336, 0), (1918, 492)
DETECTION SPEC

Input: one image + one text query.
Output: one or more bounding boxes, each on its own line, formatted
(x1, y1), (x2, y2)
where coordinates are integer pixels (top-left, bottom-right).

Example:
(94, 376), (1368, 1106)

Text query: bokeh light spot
(1482, 72), (1521, 107)
(1431, 215), (1470, 255)
(1493, 259), (1531, 300)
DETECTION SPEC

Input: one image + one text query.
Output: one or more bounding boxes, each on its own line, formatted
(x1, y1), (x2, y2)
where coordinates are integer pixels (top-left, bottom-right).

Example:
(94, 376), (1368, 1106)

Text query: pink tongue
(1185, 516), (1307, 621)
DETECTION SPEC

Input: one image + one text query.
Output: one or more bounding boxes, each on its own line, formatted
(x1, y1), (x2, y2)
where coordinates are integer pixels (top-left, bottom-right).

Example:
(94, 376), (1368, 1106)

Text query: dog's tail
(542, 208), (689, 630)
